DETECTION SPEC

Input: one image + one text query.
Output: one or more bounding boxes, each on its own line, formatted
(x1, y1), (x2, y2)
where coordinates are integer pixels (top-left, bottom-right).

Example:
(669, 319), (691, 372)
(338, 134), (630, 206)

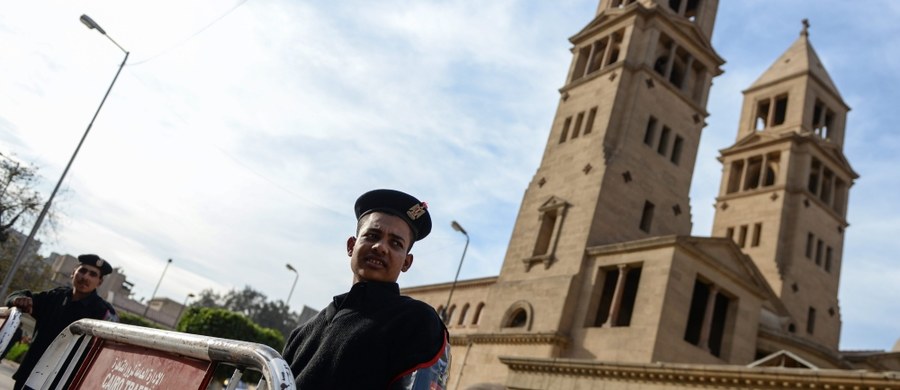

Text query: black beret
(78, 254), (113, 276)
(354, 189), (432, 241)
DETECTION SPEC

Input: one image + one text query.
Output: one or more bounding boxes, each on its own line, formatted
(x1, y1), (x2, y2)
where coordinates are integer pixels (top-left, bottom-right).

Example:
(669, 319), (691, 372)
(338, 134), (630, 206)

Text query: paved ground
(1, 359), (18, 388)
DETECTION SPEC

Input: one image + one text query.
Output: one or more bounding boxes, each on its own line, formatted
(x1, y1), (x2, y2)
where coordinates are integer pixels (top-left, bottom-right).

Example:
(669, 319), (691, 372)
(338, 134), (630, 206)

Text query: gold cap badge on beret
(407, 202), (427, 221)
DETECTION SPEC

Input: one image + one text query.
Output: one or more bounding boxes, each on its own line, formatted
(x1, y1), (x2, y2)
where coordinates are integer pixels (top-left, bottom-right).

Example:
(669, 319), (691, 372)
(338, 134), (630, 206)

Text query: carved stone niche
(522, 196), (569, 272)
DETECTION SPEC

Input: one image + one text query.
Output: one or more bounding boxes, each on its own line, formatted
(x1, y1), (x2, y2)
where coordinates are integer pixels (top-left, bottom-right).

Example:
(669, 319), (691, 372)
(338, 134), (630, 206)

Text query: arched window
(507, 309), (527, 328)
(458, 303), (470, 326)
(501, 301), (534, 330)
(446, 304), (456, 325)
(472, 303), (485, 325)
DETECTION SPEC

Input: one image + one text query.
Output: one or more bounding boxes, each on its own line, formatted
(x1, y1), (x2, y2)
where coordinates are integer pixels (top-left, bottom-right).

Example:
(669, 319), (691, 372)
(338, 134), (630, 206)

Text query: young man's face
(71, 264), (103, 295)
(348, 212), (414, 284)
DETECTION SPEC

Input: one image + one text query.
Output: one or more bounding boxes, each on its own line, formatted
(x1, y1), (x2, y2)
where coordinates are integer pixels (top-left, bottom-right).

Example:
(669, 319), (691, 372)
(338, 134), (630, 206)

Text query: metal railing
(0, 307), (22, 355)
(24, 318), (295, 390)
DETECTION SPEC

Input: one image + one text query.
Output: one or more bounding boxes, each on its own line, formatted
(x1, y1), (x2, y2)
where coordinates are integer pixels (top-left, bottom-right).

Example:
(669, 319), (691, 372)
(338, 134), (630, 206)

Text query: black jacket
(282, 281), (447, 389)
(6, 287), (117, 383)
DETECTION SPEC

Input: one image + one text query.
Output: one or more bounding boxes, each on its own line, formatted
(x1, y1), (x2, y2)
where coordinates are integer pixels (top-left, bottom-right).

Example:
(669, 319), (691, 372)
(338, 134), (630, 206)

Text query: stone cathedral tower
(482, 0), (721, 338)
(711, 22), (856, 351)
(404, 2), (899, 389)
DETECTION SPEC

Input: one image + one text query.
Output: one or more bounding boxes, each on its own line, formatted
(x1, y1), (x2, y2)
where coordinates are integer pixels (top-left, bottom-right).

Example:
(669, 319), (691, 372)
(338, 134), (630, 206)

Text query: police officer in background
(282, 189), (450, 389)
(5, 254), (118, 390)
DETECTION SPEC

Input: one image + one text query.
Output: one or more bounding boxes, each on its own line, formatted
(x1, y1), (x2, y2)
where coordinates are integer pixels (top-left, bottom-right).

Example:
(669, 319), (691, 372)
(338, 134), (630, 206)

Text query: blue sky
(0, 1), (897, 352)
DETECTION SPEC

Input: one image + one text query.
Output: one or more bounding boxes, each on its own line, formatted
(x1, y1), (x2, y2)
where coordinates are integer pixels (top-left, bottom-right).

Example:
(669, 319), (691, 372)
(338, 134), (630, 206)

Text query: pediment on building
(720, 133), (772, 152)
(538, 195), (569, 212)
(571, 4), (722, 70)
(678, 237), (784, 307)
(818, 142), (858, 179)
(571, 12), (614, 43)
(791, 134), (859, 179)
(749, 350), (819, 369)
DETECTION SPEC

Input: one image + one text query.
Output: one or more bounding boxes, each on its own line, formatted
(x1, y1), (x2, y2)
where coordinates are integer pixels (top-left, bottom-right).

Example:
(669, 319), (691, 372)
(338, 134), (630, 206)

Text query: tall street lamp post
(286, 263), (299, 305)
(143, 258), (172, 318)
(0, 14), (130, 299)
(441, 221), (469, 323)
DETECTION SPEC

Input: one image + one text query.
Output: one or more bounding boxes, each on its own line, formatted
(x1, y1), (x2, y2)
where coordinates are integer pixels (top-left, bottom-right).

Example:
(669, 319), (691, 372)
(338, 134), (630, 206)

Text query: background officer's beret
(355, 189), (432, 241)
(78, 254), (113, 276)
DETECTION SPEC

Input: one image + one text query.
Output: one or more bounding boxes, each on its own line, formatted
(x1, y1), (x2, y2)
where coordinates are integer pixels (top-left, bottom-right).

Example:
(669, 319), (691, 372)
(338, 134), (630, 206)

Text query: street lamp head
(187, 293), (195, 298)
(286, 263), (297, 272)
(451, 220), (467, 236)
(80, 14), (107, 35)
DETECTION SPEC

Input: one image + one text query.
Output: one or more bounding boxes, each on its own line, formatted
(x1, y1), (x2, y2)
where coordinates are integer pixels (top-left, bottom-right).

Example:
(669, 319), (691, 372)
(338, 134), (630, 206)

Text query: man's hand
(12, 296), (33, 314)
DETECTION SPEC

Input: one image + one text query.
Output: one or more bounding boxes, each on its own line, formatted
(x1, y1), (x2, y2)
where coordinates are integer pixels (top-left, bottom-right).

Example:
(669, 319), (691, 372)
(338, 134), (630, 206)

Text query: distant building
(403, 1), (900, 389)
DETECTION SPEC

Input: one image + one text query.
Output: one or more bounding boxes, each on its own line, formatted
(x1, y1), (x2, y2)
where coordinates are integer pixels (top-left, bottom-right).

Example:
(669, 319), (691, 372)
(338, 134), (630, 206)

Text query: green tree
(177, 307), (285, 351)
(190, 286), (302, 340)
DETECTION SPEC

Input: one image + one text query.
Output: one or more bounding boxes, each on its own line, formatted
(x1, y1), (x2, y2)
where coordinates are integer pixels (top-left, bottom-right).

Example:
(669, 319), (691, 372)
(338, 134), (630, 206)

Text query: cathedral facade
(404, 1), (900, 388)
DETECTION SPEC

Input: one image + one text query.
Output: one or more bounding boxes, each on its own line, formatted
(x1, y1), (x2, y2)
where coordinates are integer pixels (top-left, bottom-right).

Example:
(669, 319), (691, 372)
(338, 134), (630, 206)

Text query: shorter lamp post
(143, 258), (172, 318)
(286, 263), (299, 305)
(441, 221), (469, 323)
(176, 293), (195, 327)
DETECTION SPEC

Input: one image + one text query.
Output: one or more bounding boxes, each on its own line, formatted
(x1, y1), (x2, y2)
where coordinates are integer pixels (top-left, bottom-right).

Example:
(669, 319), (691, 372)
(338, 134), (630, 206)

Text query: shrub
(6, 342), (29, 363)
(118, 312), (163, 329)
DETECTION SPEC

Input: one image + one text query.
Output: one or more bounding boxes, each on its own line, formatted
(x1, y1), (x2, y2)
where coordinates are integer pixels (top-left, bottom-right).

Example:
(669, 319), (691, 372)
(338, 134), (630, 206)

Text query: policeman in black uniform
(282, 189), (450, 389)
(5, 254), (118, 390)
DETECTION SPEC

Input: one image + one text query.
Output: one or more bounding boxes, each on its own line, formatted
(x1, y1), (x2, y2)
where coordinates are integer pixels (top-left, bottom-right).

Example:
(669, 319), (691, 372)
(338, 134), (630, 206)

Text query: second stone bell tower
(711, 21), (856, 351)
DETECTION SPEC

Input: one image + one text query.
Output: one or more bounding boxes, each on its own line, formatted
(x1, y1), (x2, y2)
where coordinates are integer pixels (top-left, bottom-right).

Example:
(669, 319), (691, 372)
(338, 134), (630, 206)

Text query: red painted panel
(74, 341), (212, 390)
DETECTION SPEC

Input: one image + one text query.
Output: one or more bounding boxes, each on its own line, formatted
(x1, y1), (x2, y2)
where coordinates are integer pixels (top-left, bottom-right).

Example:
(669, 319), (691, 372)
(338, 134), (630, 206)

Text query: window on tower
(738, 225), (748, 248)
(773, 95), (788, 125)
(639, 201), (655, 233)
(764, 153), (779, 186)
(570, 29), (626, 83)
(815, 239), (824, 266)
(559, 107), (599, 143)
(671, 135), (684, 165)
(726, 152), (780, 195)
(560, 116), (572, 144)
(657, 126), (671, 156)
(812, 99), (835, 140)
(591, 264), (643, 327)
(584, 107), (597, 135)
(684, 277), (734, 358)
(526, 197), (568, 270)
(754, 94), (790, 129)
(808, 158), (821, 194)
(533, 209), (558, 256)
(806, 307), (816, 334)
(743, 157), (763, 191)
(643, 116), (658, 147)
(667, 0), (701, 21)
(805, 233), (814, 259)
(751, 223), (762, 247)
(651, 33), (707, 104)
(572, 112), (585, 139)
(726, 160), (744, 194)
